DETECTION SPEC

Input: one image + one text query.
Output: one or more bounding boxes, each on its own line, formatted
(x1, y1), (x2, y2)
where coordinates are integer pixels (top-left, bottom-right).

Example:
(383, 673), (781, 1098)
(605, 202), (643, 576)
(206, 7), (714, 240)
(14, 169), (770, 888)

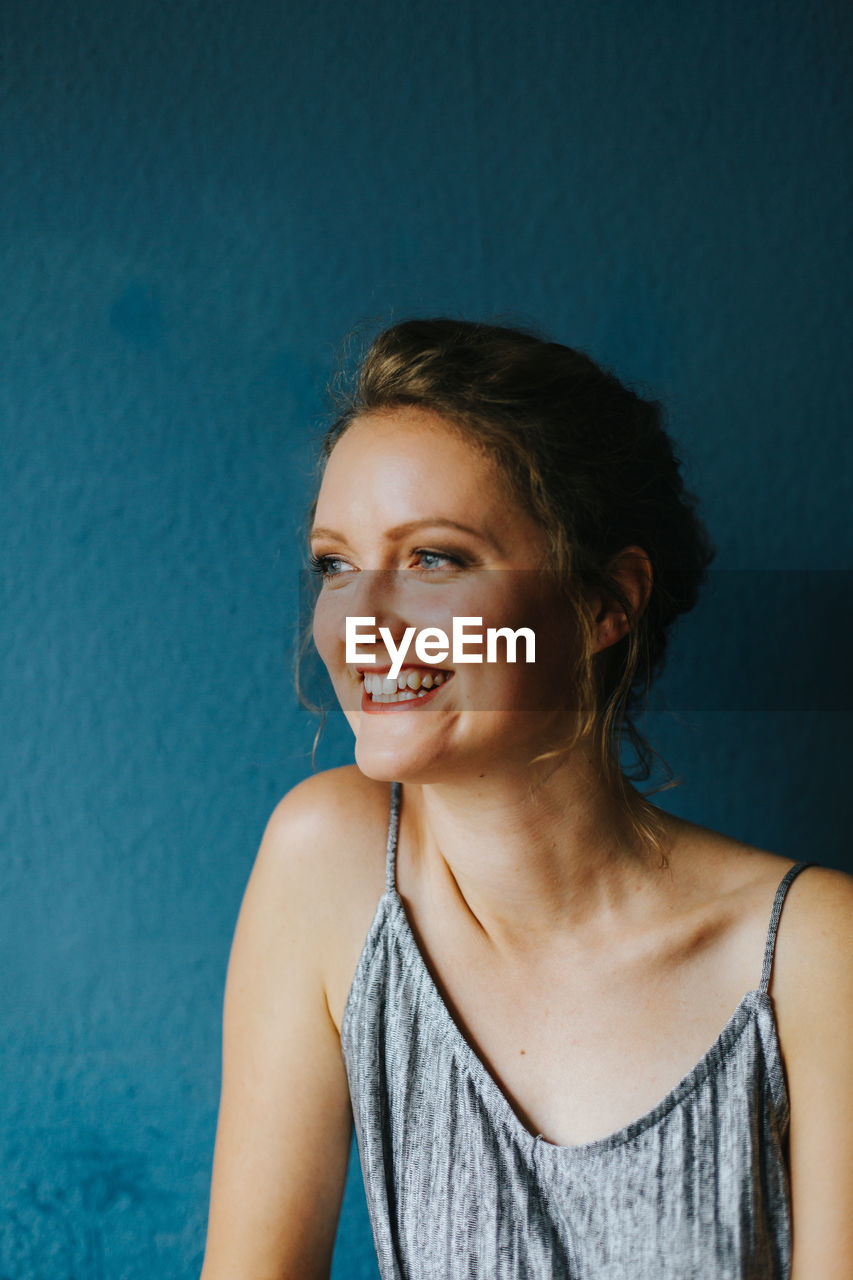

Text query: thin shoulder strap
(385, 781), (402, 894)
(759, 860), (814, 994)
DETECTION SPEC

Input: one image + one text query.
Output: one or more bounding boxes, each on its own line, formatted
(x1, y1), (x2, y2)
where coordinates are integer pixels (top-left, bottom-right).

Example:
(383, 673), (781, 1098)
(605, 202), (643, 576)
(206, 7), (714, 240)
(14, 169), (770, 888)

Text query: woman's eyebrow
(310, 518), (505, 551)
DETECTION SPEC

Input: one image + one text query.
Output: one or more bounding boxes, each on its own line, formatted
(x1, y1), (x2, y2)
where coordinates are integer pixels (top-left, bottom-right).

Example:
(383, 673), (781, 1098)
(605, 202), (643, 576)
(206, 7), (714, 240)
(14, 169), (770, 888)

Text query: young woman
(200, 320), (853, 1279)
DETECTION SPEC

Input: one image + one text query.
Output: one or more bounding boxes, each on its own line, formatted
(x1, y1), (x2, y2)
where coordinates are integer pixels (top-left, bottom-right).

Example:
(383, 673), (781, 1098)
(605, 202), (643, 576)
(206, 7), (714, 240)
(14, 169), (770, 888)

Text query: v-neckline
(383, 884), (772, 1156)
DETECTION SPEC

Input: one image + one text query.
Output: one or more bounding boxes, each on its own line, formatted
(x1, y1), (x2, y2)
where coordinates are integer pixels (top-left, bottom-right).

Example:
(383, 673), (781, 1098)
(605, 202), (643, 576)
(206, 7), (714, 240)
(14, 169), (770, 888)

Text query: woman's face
(309, 406), (578, 784)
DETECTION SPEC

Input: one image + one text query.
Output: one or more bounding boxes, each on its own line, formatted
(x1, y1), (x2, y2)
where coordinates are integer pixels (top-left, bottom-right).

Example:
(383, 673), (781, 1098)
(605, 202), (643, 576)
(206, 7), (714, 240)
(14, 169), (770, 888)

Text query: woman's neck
(401, 749), (671, 960)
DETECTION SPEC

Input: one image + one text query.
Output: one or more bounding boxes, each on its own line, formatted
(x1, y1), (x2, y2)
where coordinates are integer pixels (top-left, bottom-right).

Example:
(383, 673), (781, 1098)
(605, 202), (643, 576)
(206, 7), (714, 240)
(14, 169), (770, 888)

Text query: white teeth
(361, 668), (453, 703)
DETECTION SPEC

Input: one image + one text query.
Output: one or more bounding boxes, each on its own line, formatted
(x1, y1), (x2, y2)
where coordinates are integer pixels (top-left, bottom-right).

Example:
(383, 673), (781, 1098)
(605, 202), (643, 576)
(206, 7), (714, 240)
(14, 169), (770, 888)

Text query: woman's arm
(200, 778), (355, 1280)
(775, 865), (853, 1279)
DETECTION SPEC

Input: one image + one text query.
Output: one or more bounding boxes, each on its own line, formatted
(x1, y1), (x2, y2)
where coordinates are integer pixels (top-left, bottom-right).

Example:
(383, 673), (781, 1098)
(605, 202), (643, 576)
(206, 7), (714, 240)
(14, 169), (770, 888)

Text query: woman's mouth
(359, 666), (455, 712)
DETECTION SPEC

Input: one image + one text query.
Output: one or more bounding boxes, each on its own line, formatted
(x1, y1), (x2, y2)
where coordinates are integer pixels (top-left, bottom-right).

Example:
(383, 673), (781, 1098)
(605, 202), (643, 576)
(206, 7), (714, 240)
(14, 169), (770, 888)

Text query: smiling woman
(200, 320), (853, 1280)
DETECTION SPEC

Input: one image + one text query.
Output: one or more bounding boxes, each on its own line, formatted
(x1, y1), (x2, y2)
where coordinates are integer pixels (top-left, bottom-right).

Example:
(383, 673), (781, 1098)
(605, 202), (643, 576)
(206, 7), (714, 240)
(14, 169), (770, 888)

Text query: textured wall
(2, 0), (851, 1275)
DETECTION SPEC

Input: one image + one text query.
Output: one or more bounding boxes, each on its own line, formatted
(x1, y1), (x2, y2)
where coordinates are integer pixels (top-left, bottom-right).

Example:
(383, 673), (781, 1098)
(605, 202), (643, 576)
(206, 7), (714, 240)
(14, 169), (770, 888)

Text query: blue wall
(2, 1), (851, 1274)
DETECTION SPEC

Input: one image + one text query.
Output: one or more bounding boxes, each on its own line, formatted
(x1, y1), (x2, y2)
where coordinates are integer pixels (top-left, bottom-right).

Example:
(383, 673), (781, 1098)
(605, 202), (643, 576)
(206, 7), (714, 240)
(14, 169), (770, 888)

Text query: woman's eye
(308, 553), (352, 580)
(413, 549), (464, 571)
(309, 549), (465, 578)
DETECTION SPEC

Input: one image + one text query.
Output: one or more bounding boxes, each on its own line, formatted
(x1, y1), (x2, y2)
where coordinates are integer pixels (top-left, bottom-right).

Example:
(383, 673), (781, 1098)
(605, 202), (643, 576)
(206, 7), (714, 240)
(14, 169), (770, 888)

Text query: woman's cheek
(312, 596), (345, 677)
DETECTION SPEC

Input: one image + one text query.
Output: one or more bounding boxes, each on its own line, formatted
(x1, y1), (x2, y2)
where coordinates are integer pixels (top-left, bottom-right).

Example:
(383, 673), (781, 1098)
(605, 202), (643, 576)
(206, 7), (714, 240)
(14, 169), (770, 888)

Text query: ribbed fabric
(341, 781), (812, 1279)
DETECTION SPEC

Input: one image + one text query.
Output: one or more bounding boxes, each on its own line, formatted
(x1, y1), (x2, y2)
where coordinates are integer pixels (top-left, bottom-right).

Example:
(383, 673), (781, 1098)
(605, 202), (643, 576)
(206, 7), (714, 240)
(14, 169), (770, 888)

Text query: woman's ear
(590, 546), (653, 652)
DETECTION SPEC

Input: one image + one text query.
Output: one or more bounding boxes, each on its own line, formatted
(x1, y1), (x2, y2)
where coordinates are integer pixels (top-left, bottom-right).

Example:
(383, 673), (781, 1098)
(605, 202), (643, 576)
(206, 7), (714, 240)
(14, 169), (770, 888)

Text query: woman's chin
(355, 742), (426, 783)
(353, 734), (459, 785)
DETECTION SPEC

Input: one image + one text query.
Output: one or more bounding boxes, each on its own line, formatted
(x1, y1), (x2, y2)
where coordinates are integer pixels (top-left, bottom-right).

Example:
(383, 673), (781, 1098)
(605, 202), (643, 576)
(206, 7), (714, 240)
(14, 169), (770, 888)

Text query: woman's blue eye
(308, 553), (348, 579)
(308, 549), (465, 577)
(415, 549), (464, 570)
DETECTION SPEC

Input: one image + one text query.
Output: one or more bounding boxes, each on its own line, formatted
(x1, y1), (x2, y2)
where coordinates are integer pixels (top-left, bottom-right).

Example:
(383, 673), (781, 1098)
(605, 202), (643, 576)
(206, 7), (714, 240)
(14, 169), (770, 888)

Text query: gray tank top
(340, 781), (812, 1279)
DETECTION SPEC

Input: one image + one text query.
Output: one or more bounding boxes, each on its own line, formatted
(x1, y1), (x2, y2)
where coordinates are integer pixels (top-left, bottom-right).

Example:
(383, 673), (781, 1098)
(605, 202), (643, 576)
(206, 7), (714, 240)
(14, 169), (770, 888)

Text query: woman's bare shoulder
(659, 813), (852, 993)
(682, 815), (851, 904)
(716, 837), (853, 989)
(260, 765), (391, 893)
(266, 765), (391, 841)
(663, 810), (834, 903)
(768, 859), (853, 1273)
(769, 857), (853, 995)
(257, 767), (393, 1029)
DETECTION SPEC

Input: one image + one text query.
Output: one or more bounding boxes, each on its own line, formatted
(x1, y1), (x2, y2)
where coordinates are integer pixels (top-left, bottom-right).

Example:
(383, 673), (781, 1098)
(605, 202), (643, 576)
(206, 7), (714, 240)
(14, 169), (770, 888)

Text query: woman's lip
(360, 672), (454, 714)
